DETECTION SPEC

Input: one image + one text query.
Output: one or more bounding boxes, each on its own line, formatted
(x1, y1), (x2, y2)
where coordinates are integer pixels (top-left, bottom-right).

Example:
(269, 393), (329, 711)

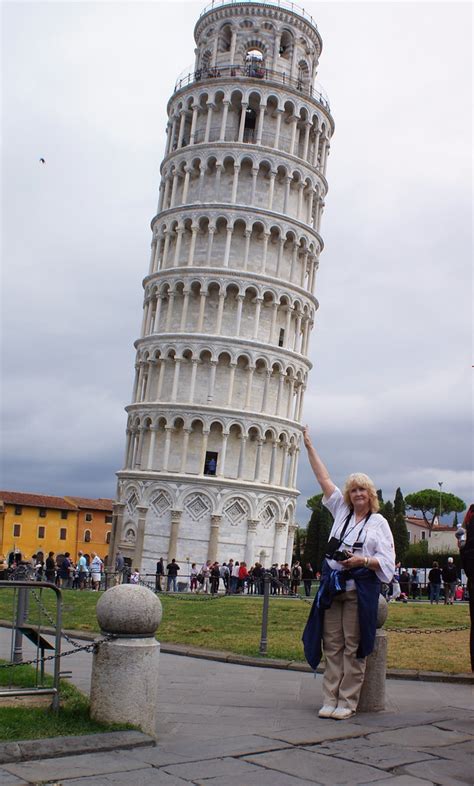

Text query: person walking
(428, 561), (442, 604)
(458, 504), (474, 670)
(291, 561), (302, 594)
(155, 557), (164, 592)
(302, 562), (314, 597)
(302, 427), (395, 720)
(114, 551), (125, 585)
(90, 552), (103, 591)
(410, 569), (419, 600)
(77, 551), (88, 590)
(442, 557), (458, 605)
(166, 558), (180, 592)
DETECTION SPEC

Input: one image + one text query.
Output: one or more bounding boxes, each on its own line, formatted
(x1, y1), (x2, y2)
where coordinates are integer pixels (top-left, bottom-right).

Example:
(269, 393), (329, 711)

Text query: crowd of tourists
(0, 550), (106, 590)
(150, 557), (321, 595)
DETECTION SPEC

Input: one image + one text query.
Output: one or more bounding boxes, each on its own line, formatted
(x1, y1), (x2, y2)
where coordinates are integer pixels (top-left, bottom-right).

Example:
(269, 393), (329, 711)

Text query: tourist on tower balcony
(302, 427), (395, 720)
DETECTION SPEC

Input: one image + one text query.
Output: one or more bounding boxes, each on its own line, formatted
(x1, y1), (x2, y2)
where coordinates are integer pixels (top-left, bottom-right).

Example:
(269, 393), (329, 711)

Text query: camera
(332, 549), (352, 562)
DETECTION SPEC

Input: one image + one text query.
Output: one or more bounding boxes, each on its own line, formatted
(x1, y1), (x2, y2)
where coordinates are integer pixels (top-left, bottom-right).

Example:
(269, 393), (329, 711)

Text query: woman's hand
(303, 425), (312, 449)
(340, 553), (366, 570)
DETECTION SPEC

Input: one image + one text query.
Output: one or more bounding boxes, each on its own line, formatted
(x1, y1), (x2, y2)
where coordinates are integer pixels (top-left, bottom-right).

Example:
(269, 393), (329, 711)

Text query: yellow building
(0, 491), (114, 565)
(63, 497), (113, 564)
(0, 491), (78, 563)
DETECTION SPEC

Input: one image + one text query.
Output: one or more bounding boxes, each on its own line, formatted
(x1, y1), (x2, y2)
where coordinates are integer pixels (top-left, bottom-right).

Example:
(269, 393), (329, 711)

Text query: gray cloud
(2, 2), (472, 527)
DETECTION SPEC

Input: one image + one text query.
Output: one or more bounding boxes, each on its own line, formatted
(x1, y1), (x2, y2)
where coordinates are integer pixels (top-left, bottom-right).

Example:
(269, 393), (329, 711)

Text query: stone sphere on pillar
(96, 584), (162, 635)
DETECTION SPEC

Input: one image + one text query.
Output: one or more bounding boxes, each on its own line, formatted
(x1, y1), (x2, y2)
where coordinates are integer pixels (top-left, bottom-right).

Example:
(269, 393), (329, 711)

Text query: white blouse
(323, 487), (395, 586)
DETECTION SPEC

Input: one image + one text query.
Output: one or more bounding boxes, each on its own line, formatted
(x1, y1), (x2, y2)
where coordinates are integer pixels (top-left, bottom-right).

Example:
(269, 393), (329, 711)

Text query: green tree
(394, 487), (406, 517)
(405, 489), (466, 530)
(377, 489), (385, 516)
(453, 512), (459, 529)
(293, 527), (306, 562)
(303, 494), (334, 572)
(392, 512), (410, 564)
(383, 500), (395, 528)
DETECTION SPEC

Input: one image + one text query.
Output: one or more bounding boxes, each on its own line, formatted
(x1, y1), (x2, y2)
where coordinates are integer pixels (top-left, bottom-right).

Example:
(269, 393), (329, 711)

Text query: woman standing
(302, 428), (395, 720)
(458, 504), (474, 670)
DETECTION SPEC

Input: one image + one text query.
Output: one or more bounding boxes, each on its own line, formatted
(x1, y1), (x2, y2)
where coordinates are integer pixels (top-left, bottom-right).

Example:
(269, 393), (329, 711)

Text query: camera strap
(337, 510), (372, 548)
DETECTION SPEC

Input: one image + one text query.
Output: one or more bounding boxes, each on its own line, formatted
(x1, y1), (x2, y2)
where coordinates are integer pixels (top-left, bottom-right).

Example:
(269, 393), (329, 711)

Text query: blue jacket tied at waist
(302, 561), (381, 671)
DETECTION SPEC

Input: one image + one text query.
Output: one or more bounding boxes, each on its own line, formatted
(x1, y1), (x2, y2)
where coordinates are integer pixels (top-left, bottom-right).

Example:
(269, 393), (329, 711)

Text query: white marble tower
(109, 0), (334, 574)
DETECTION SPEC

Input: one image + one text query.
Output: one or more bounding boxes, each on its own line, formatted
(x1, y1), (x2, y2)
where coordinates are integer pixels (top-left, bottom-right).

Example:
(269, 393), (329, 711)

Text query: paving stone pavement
(0, 628), (473, 785)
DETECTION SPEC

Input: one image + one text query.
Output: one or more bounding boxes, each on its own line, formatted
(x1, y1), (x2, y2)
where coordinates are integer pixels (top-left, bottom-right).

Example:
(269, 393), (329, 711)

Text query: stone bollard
(357, 595), (388, 712)
(90, 584), (162, 736)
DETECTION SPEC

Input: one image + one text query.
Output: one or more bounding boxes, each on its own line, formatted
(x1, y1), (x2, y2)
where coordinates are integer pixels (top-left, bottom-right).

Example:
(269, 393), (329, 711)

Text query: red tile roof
(64, 497), (114, 512)
(406, 516), (454, 532)
(0, 491), (78, 510)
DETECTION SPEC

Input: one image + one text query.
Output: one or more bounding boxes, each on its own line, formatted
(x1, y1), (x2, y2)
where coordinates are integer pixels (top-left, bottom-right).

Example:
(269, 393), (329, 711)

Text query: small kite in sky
(39, 158), (45, 164)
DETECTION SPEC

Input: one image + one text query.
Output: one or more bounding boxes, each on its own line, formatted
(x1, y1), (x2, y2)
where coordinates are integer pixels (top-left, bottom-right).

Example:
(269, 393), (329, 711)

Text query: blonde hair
(343, 473), (380, 513)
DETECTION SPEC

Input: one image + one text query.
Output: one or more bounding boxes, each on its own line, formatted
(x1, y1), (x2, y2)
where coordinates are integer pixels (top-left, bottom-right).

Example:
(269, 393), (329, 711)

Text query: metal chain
(387, 625), (469, 634)
(29, 587), (89, 651)
(0, 636), (116, 671)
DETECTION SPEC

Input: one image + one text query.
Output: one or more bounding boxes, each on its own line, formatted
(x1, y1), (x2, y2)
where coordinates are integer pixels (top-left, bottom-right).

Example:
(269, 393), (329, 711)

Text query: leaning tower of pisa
(109, 0), (334, 574)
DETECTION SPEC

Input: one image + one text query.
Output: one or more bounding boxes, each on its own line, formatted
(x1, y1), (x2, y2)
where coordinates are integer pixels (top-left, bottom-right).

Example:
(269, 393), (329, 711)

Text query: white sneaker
(318, 705), (336, 718)
(332, 706), (355, 720)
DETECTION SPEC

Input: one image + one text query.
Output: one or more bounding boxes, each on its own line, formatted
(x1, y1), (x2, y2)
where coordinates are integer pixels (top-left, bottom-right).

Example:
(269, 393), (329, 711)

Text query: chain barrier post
(13, 580), (29, 664)
(259, 572), (271, 655)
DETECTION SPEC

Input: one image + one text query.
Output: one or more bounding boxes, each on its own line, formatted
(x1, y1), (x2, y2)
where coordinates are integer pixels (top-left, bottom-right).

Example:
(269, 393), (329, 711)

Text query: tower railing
(198, 0), (318, 29)
(174, 63), (330, 111)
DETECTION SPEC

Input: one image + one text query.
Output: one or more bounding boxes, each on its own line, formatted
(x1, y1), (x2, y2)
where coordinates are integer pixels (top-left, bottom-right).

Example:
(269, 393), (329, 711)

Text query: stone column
(208, 515), (222, 562)
(238, 102), (248, 142)
(165, 292), (175, 331)
(200, 430), (209, 474)
(146, 426), (158, 470)
(226, 363), (236, 406)
(269, 301), (278, 343)
(171, 357), (182, 401)
(272, 521), (287, 566)
(285, 523), (297, 564)
(273, 109), (283, 149)
(197, 291), (207, 331)
(91, 585), (162, 737)
(254, 439), (263, 482)
(235, 294), (244, 335)
(187, 225), (198, 266)
(153, 295), (163, 333)
(182, 167), (191, 203)
(261, 369), (271, 411)
(132, 499), (147, 551)
(223, 226), (233, 266)
(162, 426), (173, 471)
(176, 109), (186, 148)
(219, 100), (230, 141)
(237, 435), (247, 479)
(206, 226), (215, 265)
(173, 227), (184, 265)
(168, 509), (182, 560)
(216, 291), (225, 333)
(269, 440), (278, 484)
(245, 366), (255, 408)
(207, 360), (217, 402)
(218, 432), (228, 476)
(231, 164), (240, 203)
(275, 236), (285, 277)
(245, 520), (258, 565)
(302, 121), (311, 160)
(243, 229), (252, 270)
(189, 104), (199, 145)
(250, 168), (258, 204)
(204, 102), (215, 142)
(256, 104), (266, 145)
(253, 297), (262, 339)
(180, 289), (190, 330)
(267, 170), (277, 210)
(109, 501), (125, 563)
(261, 231), (270, 274)
(189, 358), (199, 400)
(180, 429), (191, 473)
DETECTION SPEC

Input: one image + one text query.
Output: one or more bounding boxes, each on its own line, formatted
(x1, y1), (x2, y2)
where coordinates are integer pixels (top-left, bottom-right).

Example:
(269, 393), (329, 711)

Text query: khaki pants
(322, 590), (367, 711)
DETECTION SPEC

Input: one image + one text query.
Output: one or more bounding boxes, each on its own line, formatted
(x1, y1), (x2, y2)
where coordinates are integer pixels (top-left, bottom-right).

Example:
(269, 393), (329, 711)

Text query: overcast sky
(1, 1), (472, 526)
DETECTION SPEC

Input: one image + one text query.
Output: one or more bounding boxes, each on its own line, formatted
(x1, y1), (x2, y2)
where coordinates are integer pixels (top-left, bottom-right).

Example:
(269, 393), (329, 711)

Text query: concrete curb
(0, 731), (155, 764)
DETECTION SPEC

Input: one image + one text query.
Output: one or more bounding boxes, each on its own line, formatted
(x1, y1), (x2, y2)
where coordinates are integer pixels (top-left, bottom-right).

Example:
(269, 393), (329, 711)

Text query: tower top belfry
(110, 0), (334, 576)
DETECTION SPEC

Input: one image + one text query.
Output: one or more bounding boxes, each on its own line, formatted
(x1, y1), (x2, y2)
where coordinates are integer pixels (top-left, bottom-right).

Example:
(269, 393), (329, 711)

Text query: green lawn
(0, 661), (135, 741)
(0, 589), (470, 674)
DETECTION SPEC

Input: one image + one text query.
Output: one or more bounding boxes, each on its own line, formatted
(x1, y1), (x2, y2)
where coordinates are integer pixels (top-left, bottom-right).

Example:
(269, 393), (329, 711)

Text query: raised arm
(302, 426), (336, 500)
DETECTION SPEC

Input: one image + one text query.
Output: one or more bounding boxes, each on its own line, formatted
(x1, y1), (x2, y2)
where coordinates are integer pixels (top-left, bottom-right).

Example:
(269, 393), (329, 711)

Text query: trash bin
(177, 581), (188, 593)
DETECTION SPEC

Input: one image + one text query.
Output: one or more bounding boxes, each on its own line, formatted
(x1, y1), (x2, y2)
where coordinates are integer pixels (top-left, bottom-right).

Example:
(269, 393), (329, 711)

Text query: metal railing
(0, 581), (62, 711)
(198, 0), (319, 29)
(174, 63), (330, 111)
